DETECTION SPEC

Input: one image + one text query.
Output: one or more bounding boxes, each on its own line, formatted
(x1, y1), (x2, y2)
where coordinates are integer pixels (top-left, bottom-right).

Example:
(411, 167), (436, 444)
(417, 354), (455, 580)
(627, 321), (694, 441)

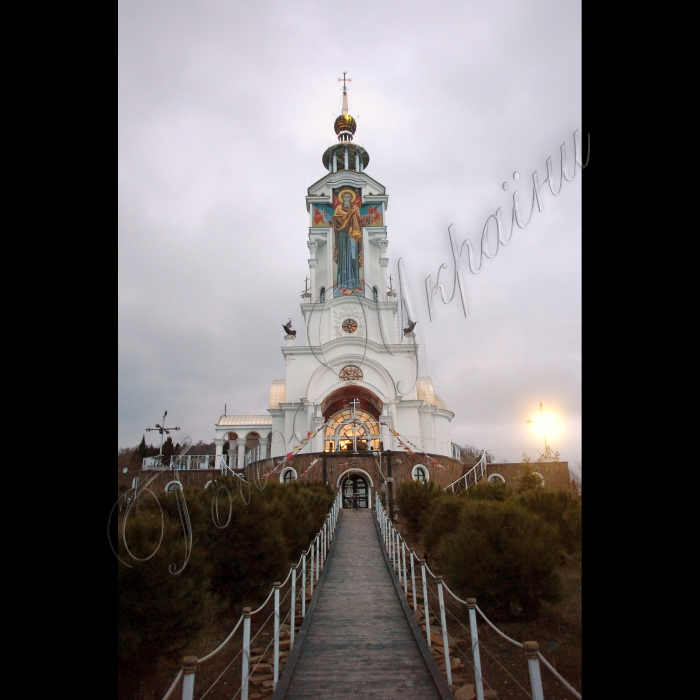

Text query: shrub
(438, 499), (563, 620)
(188, 480), (291, 608)
(516, 488), (582, 554)
(395, 480), (441, 534)
(464, 481), (512, 502)
(118, 503), (218, 698)
(421, 492), (467, 552)
(514, 463), (545, 493)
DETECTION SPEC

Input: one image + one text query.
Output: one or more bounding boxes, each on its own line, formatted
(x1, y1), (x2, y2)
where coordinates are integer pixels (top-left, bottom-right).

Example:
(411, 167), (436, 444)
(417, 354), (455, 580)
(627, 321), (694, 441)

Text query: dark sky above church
(118, 0), (582, 470)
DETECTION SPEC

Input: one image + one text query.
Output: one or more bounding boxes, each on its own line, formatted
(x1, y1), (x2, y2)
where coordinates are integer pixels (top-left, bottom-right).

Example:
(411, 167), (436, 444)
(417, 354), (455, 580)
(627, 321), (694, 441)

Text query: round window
(487, 474), (505, 484)
(342, 319), (358, 334)
(412, 464), (429, 482)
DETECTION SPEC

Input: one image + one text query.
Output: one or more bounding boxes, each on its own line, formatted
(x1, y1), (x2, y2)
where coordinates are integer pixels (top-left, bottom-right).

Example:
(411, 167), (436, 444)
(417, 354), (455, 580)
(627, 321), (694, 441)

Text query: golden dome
(334, 113), (356, 135)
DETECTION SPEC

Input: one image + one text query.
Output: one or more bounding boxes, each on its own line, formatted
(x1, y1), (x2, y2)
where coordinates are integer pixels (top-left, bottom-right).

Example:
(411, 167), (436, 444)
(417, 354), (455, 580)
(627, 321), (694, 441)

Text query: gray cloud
(119, 0), (581, 467)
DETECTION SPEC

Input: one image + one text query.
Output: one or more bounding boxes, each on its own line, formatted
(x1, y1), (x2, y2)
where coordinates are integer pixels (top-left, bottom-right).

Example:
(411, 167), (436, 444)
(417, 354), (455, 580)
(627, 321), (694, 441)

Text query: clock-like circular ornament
(342, 318), (358, 334)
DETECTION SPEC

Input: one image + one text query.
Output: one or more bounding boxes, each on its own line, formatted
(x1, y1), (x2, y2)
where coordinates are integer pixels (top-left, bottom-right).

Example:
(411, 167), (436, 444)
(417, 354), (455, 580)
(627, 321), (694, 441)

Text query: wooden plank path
(274, 509), (451, 699)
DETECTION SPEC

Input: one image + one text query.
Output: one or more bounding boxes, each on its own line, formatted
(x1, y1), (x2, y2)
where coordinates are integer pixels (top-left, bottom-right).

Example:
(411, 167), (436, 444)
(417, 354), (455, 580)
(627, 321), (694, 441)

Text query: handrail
(374, 494), (582, 700)
(159, 490), (341, 700)
(160, 669), (183, 700)
(198, 614), (244, 663)
(442, 449), (487, 492)
(538, 652), (582, 699)
(475, 605), (523, 648)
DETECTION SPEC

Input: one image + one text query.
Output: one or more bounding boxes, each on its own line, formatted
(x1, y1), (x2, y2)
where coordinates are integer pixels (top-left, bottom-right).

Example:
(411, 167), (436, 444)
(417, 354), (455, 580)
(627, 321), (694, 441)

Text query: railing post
(309, 542), (314, 597)
(241, 607), (251, 700)
(435, 577), (452, 687)
(315, 534), (320, 582)
(273, 582), (281, 690)
(302, 552), (307, 617)
(394, 531), (399, 575)
(466, 599), (484, 700)
(420, 558), (431, 646)
(410, 551), (417, 611)
(402, 541), (408, 596)
(523, 642), (545, 700)
(290, 566), (296, 649)
(180, 656), (198, 700)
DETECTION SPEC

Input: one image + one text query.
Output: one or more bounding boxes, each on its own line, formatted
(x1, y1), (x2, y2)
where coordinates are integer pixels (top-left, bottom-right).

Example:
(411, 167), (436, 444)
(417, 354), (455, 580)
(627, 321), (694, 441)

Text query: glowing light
(527, 412), (561, 438)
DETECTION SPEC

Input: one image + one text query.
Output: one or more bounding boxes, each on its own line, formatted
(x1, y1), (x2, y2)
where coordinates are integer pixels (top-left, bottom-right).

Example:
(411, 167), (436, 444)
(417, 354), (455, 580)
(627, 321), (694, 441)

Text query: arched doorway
(341, 473), (369, 508)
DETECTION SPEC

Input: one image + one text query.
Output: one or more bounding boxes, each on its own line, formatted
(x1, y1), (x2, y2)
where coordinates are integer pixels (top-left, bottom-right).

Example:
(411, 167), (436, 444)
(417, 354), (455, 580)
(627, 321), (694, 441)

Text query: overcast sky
(118, 0), (582, 470)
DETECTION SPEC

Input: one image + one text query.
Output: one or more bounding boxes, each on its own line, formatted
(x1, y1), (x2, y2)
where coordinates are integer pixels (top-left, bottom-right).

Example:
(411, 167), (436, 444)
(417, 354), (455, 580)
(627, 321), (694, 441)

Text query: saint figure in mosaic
(333, 188), (373, 294)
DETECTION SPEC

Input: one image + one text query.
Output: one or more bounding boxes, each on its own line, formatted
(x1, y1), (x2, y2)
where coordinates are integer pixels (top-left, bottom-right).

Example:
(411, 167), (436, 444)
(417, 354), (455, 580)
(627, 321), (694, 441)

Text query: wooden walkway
(275, 509), (449, 699)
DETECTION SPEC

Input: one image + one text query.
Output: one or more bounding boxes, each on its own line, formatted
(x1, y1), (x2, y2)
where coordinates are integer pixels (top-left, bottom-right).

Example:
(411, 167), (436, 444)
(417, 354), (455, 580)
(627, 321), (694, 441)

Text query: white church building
(213, 84), (458, 472)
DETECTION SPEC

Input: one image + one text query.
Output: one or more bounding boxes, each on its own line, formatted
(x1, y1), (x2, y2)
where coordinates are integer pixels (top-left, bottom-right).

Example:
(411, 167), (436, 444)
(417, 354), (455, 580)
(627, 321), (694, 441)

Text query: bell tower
(302, 76), (393, 347)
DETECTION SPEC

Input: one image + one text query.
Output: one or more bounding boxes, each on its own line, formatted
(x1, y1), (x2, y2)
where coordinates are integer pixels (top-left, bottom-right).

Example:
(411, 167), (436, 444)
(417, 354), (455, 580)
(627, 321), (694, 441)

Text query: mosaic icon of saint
(333, 189), (373, 294)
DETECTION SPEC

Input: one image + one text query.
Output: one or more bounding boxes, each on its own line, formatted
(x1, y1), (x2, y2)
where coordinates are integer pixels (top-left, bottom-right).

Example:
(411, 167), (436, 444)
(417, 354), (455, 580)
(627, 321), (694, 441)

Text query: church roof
(416, 377), (448, 410)
(269, 379), (286, 409)
(217, 415), (272, 426)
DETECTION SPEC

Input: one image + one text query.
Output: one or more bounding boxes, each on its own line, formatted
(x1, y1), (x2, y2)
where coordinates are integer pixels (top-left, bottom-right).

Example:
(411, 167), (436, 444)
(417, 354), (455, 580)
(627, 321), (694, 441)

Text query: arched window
(339, 365), (363, 381)
(324, 408), (380, 452)
(373, 287), (378, 302)
(412, 465), (428, 482)
(320, 287), (326, 303)
(164, 481), (183, 493)
(487, 473), (505, 484)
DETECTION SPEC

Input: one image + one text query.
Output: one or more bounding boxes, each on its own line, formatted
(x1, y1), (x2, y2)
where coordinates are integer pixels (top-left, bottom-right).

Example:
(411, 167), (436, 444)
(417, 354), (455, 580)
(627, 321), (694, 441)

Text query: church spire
(322, 74), (369, 172)
(339, 71), (351, 114)
(334, 72), (356, 143)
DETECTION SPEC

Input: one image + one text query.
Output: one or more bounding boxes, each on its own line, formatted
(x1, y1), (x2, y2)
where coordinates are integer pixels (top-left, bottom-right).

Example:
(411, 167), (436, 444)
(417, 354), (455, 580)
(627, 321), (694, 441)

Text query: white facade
(215, 93), (455, 463)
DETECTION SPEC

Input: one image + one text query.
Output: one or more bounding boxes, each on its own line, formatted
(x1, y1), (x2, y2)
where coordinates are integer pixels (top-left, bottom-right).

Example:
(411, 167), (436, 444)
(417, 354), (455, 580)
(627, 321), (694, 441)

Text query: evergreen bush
(438, 499), (563, 620)
(464, 481), (512, 501)
(118, 504), (218, 699)
(420, 492), (467, 552)
(395, 480), (441, 534)
(516, 488), (582, 554)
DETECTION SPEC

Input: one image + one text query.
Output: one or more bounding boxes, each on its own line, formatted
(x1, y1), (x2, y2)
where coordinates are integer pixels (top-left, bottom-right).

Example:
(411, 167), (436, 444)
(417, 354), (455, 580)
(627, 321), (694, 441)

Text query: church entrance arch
(341, 474), (369, 509)
(336, 468), (374, 509)
(322, 386), (382, 453)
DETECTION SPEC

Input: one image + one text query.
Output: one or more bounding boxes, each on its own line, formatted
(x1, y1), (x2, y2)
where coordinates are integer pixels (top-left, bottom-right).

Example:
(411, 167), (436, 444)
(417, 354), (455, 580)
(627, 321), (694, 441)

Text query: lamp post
(146, 410), (181, 457)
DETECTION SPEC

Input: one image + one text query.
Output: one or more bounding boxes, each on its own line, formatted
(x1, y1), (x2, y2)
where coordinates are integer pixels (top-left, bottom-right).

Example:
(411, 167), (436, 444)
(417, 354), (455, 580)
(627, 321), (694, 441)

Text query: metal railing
(375, 494), (581, 700)
(443, 449), (487, 493)
(244, 444), (269, 467)
(160, 492), (341, 700)
(393, 435), (456, 458)
(142, 454), (239, 473)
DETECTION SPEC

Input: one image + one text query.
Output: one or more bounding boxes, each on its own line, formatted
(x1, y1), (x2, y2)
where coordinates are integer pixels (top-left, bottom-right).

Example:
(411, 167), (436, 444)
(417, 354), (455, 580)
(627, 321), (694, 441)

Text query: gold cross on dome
(338, 72), (352, 90)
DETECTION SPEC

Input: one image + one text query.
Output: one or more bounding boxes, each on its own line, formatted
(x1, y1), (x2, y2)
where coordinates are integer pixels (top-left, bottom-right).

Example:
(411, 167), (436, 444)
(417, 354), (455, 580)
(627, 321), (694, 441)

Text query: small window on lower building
(164, 481), (183, 493)
(412, 464), (429, 482)
(487, 474), (505, 484)
(373, 286), (378, 302)
(319, 287), (326, 303)
(281, 467), (298, 483)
